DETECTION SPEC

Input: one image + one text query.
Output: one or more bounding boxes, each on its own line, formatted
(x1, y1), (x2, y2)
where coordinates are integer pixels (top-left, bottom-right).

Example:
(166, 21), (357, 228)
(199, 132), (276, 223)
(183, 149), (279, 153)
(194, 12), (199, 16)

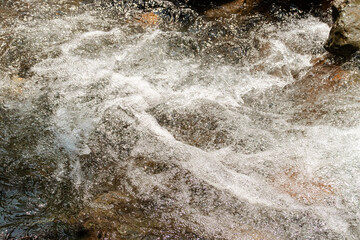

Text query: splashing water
(1, 1), (360, 239)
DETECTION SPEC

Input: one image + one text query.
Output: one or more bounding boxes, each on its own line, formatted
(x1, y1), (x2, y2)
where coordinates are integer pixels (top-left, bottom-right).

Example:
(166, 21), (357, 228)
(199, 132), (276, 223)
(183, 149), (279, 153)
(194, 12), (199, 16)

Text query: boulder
(179, 0), (333, 12)
(325, 0), (360, 57)
(204, 0), (261, 18)
(201, 0), (333, 18)
(267, 0), (333, 11)
(173, 0), (235, 12)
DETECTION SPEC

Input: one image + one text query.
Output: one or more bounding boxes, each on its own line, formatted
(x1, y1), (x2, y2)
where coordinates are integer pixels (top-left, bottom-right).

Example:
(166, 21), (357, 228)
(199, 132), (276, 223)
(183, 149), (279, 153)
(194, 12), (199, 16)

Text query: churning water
(1, 0), (360, 239)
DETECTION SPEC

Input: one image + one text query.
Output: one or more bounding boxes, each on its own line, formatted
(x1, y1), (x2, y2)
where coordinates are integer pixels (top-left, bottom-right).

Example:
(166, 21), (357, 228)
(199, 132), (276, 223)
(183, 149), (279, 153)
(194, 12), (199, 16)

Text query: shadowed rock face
(325, 0), (360, 57)
(261, 0), (333, 11)
(107, 0), (332, 13)
(174, 0), (235, 12)
(175, 0), (333, 13)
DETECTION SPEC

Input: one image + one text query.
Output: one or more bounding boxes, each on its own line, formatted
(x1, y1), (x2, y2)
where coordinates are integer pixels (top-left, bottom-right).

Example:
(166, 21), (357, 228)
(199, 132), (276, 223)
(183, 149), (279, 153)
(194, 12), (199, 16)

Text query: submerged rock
(269, 167), (335, 205)
(79, 190), (204, 239)
(325, 0), (360, 57)
(150, 99), (275, 153)
(150, 99), (234, 150)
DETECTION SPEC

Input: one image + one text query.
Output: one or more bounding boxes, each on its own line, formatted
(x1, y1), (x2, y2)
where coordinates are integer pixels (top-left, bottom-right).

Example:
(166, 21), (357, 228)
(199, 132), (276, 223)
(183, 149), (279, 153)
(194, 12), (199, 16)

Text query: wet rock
(0, 7), (18, 27)
(93, 107), (139, 158)
(268, 0), (333, 11)
(150, 99), (275, 154)
(150, 99), (233, 150)
(132, 155), (170, 175)
(244, 53), (360, 127)
(106, 0), (331, 18)
(0, 0), (96, 77)
(0, 100), (84, 239)
(77, 152), (283, 239)
(287, 55), (360, 126)
(325, 0), (360, 57)
(173, 0), (333, 13)
(0, 32), (52, 78)
(102, 0), (197, 30)
(77, 151), (218, 239)
(79, 106), (140, 197)
(136, 12), (160, 26)
(189, 0), (333, 17)
(269, 167), (335, 205)
(291, 56), (351, 100)
(79, 190), (203, 240)
(171, 0), (236, 12)
(204, 0), (261, 18)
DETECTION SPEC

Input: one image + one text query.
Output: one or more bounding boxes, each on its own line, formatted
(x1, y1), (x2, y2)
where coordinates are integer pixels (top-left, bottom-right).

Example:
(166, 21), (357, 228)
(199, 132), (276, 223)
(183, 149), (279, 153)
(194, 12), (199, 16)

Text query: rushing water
(1, 0), (360, 239)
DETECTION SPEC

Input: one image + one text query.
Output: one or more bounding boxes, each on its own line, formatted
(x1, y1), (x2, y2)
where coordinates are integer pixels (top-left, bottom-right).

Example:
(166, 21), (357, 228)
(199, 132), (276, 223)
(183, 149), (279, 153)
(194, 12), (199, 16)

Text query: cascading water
(1, 0), (360, 239)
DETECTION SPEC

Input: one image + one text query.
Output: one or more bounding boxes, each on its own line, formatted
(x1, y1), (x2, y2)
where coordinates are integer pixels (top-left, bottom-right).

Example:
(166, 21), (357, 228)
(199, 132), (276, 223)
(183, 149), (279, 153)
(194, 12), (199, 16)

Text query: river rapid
(1, 0), (360, 239)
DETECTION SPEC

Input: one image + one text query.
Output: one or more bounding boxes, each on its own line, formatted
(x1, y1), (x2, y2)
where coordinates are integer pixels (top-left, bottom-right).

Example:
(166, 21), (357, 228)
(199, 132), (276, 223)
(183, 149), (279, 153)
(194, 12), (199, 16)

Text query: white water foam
(3, 8), (359, 238)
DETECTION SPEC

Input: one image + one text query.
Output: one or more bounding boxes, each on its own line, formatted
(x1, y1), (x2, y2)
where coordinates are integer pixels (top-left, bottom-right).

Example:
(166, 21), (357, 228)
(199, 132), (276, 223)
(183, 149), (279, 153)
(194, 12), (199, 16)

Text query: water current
(0, 0), (360, 239)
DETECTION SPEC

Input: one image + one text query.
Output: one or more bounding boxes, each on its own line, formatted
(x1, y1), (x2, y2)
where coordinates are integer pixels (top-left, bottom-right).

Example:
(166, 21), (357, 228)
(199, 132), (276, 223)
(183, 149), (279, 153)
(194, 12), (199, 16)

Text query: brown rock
(205, 0), (260, 18)
(270, 168), (335, 205)
(325, 0), (360, 57)
(285, 55), (357, 124)
(79, 190), (203, 240)
(171, 0), (333, 13)
(136, 12), (160, 26)
(297, 56), (351, 101)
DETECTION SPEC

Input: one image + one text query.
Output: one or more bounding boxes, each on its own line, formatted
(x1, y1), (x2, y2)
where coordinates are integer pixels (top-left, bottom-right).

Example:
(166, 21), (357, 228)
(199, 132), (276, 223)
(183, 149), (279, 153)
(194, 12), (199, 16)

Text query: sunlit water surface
(1, 1), (360, 239)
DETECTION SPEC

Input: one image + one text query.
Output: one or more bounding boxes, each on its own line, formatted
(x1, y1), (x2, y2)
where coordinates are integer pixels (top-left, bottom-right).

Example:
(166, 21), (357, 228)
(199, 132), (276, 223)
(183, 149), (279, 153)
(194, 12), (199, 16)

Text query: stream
(1, 0), (360, 239)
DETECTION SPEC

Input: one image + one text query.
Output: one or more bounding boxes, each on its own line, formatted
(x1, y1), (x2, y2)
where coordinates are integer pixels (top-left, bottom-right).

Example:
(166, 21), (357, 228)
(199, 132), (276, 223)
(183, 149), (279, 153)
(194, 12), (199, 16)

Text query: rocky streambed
(1, 0), (360, 239)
